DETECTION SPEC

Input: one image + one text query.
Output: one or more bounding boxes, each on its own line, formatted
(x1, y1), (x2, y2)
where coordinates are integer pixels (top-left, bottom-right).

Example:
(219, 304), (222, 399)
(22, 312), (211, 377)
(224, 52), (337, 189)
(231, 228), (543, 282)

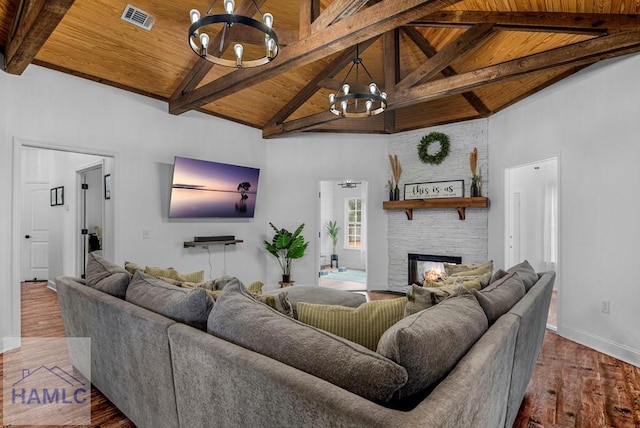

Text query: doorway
(318, 179), (368, 291)
(77, 162), (105, 279)
(506, 158), (558, 330)
(12, 139), (114, 344)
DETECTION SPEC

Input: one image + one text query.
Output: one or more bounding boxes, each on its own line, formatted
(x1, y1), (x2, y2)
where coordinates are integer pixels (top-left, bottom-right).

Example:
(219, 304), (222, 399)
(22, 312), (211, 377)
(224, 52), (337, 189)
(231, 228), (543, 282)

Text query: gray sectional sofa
(56, 263), (554, 428)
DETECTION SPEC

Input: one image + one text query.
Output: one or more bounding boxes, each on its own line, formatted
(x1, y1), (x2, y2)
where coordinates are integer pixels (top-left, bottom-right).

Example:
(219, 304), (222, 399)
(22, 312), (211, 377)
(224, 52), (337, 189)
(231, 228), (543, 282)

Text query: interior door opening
(506, 158), (558, 330)
(318, 179), (368, 291)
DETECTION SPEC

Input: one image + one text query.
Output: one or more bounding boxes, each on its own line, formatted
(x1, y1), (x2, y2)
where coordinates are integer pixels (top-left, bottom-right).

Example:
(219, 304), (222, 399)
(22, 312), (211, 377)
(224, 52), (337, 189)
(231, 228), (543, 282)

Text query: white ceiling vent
(121, 4), (155, 31)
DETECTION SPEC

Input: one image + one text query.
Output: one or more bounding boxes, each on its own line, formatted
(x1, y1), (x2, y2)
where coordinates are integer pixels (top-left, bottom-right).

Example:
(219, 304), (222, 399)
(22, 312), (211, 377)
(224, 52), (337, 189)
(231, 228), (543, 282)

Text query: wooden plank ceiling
(1, 0), (640, 138)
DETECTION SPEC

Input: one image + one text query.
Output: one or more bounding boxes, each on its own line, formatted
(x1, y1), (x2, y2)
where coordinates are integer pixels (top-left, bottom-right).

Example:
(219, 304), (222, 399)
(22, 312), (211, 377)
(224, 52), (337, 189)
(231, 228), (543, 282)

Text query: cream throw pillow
(144, 266), (205, 283)
(444, 260), (493, 276)
(297, 297), (408, 351)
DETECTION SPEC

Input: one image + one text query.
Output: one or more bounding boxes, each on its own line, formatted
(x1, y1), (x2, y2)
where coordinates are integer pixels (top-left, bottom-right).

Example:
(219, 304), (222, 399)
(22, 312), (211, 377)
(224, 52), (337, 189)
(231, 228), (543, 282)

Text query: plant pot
(470, 183), (480, 197)
(282, 274), (291, 283)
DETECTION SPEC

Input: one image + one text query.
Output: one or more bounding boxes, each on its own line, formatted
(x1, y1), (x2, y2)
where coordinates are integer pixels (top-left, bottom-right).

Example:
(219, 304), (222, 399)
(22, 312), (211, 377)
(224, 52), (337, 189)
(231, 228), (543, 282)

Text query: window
(345, 198), (362, 248)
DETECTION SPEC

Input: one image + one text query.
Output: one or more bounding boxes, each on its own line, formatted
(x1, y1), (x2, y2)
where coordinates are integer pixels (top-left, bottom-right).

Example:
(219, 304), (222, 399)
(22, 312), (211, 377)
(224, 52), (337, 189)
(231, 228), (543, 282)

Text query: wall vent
(121, 4), (155, 30)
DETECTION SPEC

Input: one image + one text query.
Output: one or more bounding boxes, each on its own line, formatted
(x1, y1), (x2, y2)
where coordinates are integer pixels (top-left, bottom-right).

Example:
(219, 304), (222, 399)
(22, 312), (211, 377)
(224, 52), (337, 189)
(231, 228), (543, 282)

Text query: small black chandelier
(189, 0), (278, 68)
(329, 45), (387, 118)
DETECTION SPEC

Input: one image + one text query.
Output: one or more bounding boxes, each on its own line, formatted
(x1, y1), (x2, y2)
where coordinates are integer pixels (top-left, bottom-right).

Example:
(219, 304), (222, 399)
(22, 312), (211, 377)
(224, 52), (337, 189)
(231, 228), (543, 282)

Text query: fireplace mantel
(382, 197), (488, 220)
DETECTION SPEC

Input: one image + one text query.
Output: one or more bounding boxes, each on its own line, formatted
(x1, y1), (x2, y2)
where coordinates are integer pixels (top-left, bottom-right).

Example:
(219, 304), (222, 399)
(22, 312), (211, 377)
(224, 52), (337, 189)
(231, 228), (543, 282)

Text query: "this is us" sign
(404, 180), (464, 200)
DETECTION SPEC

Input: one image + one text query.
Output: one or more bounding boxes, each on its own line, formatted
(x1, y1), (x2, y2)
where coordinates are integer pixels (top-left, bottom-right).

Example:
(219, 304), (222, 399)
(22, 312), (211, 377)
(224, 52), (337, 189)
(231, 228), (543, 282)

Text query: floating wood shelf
(382, 197), (488, 220)
(183, 239), (243, 248)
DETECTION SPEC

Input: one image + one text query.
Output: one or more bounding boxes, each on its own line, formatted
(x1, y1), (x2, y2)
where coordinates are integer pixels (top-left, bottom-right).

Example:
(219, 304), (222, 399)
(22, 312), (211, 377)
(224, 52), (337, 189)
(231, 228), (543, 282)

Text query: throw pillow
(86, 253), (132, 298)
(212, 275), (234, 290)
(507, 260), (538, 291)
(297, 297), (408, 351)
(126, 271), (214, 330)
(443, 260), (493, 276)
(144, 266), (205, 283)
(124, 260), (145, 275)
(405, 284), (464, 316)
(246, 280), (264, 294)
(422, 271), (490, 291)
(472, 272), (526, 324)
(208, 279), (407, 403)
(490, 268), (508, 284)
(377, 289), (488, 400)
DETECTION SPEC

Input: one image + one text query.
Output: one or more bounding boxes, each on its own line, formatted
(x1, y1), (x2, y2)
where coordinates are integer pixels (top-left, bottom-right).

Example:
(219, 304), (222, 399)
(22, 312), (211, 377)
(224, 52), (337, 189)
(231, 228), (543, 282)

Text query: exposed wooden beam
(4, 0), (76, 75)
(264, 37), (378, 129)
(392, 29), (640, 110)
(299, 0), (320, 39)
(169, 0), (463, 115)
(170, 0), (267, 99)
(311, 0), (370, 33)
(383, 29), (400, 133)
(396, 23), (495, 91)
(263, 111), (338, 138)
(410, 11), (640, 34)
(403, 27), (490, 116)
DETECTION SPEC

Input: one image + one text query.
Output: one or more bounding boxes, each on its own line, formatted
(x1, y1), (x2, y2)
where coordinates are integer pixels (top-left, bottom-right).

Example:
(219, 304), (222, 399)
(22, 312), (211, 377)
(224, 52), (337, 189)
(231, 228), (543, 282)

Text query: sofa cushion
(126, 271), (214, 330)
(507, 260), (538, 291)
(144, 266), (205, 283)
(208, 279), (407, 403)
(443, 260), (493, 276)
(490, 268), (508, 284)
(423, 271), (491, 291)
(405, 284), (464, 316)
(297, 297), (407, 351)
(86, 253), (132, 298)
(377, 289), (488, 400)
(472, 272), (526, 324)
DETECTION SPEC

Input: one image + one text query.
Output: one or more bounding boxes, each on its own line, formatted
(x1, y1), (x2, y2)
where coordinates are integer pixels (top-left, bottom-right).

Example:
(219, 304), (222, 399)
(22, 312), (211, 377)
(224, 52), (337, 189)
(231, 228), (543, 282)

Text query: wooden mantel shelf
(382, 197), (488, 220)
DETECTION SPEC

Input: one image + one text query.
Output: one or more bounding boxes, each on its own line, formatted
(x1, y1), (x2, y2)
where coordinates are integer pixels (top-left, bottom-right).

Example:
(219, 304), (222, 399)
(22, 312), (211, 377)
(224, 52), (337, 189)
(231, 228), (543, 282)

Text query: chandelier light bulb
(341, 100), (348, 112)
(190, 9), (200, 24)
(224, 0), (235, 14)
(381, 92), (387, 99)
(329, 94), (335, 104)
(369, 83), (378, 94)
(366, 100), (373, 112)
(342, 83), (350, 95)
(200, 33), (209, 49)
(234, 43), (243, 67)
(263, 13), (273, 28)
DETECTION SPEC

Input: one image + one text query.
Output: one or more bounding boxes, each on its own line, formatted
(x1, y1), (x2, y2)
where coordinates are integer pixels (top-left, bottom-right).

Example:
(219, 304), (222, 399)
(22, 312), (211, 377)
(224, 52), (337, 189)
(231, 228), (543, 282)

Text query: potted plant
(326, 220), (341, 266)
(263, 222), (309, 283)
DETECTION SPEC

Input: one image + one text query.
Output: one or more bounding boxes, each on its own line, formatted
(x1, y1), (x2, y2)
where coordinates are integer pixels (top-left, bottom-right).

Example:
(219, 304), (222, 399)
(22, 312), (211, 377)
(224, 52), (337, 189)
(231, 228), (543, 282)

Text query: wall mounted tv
(169, 156), (260, 218)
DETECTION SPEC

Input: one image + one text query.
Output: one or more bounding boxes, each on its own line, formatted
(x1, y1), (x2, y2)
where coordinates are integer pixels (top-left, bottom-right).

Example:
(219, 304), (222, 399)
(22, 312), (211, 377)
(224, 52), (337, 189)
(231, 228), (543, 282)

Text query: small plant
(263, 223), (309, 282)
(326, 220), (341, 255)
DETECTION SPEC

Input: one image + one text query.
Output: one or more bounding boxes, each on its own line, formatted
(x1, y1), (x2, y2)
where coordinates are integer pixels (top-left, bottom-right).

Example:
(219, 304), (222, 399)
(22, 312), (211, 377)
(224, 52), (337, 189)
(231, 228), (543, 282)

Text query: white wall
(488, 54), (640, 366)
(263, 134), (388, 290)
(0, 66), (268, 350)
(387, 120), (489, 292)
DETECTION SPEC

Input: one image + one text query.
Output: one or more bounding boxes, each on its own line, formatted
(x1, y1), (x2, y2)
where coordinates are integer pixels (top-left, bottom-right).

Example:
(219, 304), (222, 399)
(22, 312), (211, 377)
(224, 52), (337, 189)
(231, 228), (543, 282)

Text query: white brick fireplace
(387, 120), (489, 292)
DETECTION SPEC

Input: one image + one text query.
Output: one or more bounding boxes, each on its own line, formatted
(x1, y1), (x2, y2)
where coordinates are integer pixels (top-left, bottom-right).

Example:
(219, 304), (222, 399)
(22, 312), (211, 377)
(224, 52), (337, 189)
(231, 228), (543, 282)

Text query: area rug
(323, 269), (366, 284)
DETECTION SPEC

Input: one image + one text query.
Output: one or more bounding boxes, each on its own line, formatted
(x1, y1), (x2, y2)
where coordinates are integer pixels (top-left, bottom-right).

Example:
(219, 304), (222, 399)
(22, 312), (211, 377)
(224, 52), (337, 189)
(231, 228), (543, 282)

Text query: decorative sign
(404, 180), (464, 200)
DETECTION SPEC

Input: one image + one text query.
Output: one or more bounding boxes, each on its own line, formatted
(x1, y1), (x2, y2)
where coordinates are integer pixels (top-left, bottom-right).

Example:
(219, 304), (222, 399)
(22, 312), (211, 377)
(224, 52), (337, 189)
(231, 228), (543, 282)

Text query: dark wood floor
(3, 282), (639, 427)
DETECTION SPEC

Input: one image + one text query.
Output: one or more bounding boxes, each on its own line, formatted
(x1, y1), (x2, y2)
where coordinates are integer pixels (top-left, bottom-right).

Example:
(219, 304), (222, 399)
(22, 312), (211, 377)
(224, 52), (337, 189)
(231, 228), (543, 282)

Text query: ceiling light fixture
(338, 180), (362, 189)
(188, 0), (278, 68)
(329, 44), (387, 118)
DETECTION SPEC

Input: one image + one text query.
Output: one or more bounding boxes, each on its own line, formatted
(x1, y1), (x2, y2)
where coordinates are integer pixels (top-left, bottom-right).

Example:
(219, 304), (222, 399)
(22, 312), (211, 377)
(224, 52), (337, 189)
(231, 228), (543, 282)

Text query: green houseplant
(263, 222), (309, 283)
(326, 220), (341, 256)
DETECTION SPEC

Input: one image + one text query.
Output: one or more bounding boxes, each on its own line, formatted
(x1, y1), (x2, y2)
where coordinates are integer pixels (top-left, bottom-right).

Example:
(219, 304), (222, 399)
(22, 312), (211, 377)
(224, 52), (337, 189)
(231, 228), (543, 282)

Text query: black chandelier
(189, 0), (278, 68)
(329, 45), (387, 118)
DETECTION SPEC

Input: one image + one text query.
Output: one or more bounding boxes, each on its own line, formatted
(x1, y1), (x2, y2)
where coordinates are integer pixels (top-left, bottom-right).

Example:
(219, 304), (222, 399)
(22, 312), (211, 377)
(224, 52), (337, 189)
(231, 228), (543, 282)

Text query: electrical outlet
(601, 300), (610, 314)
(142, 230), (150, 239)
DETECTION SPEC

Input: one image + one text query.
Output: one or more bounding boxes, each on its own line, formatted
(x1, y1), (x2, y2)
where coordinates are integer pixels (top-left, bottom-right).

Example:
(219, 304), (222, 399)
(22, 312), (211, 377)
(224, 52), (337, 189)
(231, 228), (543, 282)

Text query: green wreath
(418, 132), (450, 165)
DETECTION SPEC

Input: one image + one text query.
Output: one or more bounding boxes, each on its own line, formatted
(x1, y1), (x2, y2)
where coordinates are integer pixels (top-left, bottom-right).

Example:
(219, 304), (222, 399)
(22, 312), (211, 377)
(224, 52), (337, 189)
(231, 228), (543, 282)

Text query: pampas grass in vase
(469, 147), (480, 197)
(389, 154), (402, 200)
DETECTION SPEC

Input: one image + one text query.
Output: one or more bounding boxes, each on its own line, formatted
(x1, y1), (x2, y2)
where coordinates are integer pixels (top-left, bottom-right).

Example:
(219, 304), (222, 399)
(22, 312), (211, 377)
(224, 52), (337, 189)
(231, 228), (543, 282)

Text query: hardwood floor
(3, 282), (639, 427)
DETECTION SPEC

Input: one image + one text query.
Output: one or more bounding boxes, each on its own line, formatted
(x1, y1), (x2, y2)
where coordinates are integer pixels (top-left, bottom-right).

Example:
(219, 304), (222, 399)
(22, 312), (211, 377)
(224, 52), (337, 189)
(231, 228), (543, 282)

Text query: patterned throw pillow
(297, 298), (408, 351)
(405, 284), (464, 316)
(423, 271), (491, 291)
(246, 281), (264, 294)
(443, 260), (493, 276)
(144, 266), (205, 283)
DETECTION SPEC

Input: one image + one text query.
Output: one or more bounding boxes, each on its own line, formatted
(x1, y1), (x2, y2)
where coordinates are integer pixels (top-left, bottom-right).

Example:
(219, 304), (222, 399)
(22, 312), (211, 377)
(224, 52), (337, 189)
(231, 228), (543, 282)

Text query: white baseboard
(47, 280), (57, 292)
(1, 337), (21, 353)
(560, 326), (640, 368)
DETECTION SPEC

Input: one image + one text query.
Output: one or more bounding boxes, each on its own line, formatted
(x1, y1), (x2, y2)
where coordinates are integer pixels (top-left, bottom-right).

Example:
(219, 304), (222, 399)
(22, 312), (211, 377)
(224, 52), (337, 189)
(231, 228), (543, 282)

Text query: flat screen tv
(169, 156), (260, 218)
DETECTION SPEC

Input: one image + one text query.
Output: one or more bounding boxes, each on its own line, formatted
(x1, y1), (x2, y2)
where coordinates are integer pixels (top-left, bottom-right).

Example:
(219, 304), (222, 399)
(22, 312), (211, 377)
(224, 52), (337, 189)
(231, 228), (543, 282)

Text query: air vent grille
(121, 4), (155, 30)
